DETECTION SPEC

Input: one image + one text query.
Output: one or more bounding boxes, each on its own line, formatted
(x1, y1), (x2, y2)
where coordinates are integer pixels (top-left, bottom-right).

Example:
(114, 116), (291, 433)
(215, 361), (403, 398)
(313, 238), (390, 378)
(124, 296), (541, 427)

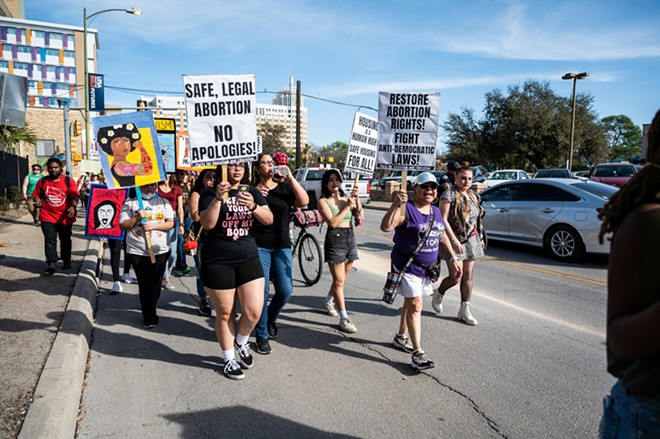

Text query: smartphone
(238, 184), (250, 193)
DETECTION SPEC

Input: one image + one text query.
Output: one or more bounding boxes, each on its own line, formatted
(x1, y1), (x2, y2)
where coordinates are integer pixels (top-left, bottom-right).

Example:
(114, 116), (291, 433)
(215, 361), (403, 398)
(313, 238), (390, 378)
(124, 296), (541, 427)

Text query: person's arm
(350, 186), (364, 221)
(176, 193), (185, 234)
(318, 197), (355, 228)
(439, 231), (462, 279)
(287, 172), (309, 208)
(607, 204), (660, 360)
(200, 183), (228, 230)
(188, 192), (201, 222)
(439, 198), (464, 255)
(380, 190), (407, 232)
(66, 178), (81, 218)
(22, 176), (29, 199)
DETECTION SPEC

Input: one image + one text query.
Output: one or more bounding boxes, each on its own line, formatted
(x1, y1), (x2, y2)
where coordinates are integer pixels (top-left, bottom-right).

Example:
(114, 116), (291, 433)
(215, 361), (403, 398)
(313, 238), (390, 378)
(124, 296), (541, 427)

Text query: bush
(8, 186), (22, 204)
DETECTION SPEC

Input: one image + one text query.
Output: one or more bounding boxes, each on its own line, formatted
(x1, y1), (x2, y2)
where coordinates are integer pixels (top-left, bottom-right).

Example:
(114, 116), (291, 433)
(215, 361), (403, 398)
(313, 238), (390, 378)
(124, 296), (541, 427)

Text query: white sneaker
(162, 280), (176, 290)
(111, 281), (123, 294)
(458, 301), (478, 326)
(339, 317), (358, 333)
(431, 291), (444, 314)
(122, 273), (136, 284)
(322, 299), (338, 317)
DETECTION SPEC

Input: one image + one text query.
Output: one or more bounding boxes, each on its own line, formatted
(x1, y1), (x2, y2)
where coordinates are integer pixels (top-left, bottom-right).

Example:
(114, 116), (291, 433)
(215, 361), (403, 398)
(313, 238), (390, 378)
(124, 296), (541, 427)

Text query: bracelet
(449, 256), (458, 262)
(250, 203), (258, 212)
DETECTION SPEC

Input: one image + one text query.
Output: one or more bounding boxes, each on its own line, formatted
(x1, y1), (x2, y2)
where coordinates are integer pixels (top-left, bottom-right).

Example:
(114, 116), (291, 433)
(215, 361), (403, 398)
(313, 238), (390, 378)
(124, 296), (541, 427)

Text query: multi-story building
(141, 78), (309, 154)
(0, 9), (98, 170)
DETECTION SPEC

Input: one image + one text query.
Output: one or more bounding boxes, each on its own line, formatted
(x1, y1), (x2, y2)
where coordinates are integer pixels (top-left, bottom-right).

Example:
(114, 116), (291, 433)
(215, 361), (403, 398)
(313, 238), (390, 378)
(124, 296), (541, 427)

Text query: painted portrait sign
(84, 184), (129, 240)
(93, 110), (166, 189)
(155, 118), (176, 174)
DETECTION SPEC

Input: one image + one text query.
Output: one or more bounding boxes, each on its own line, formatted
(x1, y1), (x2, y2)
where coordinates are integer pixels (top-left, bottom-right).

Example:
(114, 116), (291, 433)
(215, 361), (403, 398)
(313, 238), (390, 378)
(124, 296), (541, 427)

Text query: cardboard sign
(93, 110), (167, 189)
(155, 117), (177, 174)
(84, 184), (128, 240)
(183, 74), (258, 167)
(344, 112), (378, 176)
(376, 92), (440, 171)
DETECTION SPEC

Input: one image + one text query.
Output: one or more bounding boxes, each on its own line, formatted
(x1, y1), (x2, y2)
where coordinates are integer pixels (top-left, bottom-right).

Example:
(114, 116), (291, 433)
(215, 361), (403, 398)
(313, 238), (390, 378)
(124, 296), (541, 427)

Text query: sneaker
(162, 280), (175, 290)
(182, 266), (192, 275)
(411, 350), (435, 371)
(44, 262), (55, 276)
(34, 220), (40, 227)
(393, 333), (414, 352)
(223, 358), (245, 380)
(62, 261), (72, 270)
(198, 298), (212, 316)
(143, 317), (158, 329)
(431, 290), (444, 314)
(234, 341), (254, 369)
(122, 273), (136, 284)
(458, 302), (478, 326)
(322, 299), (339, 317)
(256, 337), (272, 355)
(267, 321), (278, 340)
(111, 281), (123, 294)
(339, 317), (358, 334)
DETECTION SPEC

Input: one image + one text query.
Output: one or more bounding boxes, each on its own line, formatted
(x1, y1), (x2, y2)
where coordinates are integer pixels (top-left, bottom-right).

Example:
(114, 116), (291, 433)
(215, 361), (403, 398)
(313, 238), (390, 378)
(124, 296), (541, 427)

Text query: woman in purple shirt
(380, 172), (461, 371)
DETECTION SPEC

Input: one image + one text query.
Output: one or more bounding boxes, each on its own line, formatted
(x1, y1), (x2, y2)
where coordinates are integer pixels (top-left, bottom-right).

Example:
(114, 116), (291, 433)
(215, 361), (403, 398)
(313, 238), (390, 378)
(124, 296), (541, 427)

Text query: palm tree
(0, 123), (37, 154)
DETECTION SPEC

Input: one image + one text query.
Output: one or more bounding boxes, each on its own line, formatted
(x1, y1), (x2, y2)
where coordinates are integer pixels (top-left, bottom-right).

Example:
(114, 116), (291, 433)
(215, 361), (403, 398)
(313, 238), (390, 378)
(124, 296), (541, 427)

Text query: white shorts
(396, 270), (434, 298)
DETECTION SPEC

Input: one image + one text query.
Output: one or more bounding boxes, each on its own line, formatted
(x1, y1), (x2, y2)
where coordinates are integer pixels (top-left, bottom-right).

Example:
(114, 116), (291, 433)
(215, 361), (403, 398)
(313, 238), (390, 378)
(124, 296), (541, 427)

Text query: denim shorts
(324, 227), (358, 264)
(600, 380), (660, 438)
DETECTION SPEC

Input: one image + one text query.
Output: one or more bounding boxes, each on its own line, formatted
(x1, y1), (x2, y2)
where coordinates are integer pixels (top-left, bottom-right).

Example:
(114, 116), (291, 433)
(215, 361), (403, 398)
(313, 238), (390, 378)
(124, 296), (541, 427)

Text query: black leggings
(129, 251), (169, 324)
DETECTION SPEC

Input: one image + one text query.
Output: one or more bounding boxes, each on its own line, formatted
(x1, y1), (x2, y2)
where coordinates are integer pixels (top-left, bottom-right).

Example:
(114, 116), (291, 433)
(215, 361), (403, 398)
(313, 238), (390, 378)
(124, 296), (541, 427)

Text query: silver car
(480, 178), (618, 261)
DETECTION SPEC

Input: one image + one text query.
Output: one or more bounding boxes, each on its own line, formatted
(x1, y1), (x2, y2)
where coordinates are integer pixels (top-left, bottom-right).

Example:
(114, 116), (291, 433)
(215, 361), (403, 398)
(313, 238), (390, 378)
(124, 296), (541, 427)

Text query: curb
(18, 239), (100, 439)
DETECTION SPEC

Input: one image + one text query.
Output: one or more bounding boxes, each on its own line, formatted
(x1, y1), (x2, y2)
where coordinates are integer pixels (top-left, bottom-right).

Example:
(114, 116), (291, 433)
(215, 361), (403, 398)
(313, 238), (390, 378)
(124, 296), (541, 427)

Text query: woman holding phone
(199, 163), (273, 380)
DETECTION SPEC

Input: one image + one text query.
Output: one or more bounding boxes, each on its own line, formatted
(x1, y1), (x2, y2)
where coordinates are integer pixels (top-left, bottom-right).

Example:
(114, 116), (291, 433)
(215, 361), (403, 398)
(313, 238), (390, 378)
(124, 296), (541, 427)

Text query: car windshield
(570, 181), (619, 199)
(535, 169), (569, 178)
(306, 170), (326, 180)
(491, 172), (515, 180)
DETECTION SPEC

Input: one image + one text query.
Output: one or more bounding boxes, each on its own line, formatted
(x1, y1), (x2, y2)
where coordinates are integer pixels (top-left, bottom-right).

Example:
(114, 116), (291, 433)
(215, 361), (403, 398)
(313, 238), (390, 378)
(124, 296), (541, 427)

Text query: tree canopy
(0, 124), (36, 154)
(257, 122), (286, 154)
(601, 114), (642, 161)
(443, 80), (608, 170)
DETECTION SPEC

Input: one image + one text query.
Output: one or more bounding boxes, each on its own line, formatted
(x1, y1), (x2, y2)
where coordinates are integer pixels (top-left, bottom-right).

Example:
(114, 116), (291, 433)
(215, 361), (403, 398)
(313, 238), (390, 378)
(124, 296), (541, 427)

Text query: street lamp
(83, 7), (142, 159)
(562, 71), (589, 171)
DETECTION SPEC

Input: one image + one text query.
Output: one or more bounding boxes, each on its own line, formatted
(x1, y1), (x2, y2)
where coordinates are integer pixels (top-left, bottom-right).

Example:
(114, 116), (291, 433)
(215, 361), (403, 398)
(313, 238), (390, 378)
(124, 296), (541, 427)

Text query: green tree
(443, 80), (607, 170)
(257, 122), (286, 154)
(0, 123), (37, 154)
(318, 141), (348, 170)
(601, 115), (642, 161)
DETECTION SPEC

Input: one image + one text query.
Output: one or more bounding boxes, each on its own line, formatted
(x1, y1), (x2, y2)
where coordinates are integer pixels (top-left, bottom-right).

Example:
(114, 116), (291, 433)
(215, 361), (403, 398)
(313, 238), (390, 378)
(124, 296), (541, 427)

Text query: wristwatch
(250, 203), (258, 212)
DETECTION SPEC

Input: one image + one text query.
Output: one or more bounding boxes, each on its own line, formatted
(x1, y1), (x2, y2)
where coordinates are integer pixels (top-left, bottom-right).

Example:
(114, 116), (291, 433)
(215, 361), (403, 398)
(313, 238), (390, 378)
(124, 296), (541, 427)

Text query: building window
(34, 31), (45, 39)
(46, 65), (55, 73)
(36, 139), (55, 157)
(0, 60), (8, 68)
(46, 48), (58, 57)
(48, 33), (63, 42)
(17, 45), (30, 54)
(64, 51), (75, 59)
(6, 27), (15, 36)
(14, 62), (28, 71)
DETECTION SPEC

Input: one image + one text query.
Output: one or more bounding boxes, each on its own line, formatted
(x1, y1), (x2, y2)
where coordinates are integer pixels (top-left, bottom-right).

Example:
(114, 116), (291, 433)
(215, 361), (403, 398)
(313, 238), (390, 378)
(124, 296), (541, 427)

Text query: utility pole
(296, 80), (301, 169)
(58, 99), (72, 176)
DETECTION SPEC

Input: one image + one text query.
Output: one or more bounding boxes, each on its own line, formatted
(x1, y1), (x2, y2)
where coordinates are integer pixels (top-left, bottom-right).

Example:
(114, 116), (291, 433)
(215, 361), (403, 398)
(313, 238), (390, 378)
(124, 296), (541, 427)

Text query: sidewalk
(0, 208), (97, 439)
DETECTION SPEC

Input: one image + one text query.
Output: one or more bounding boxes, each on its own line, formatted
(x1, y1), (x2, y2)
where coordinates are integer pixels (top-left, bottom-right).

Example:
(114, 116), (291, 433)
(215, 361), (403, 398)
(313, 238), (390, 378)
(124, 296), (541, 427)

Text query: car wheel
(544, 225), (585, 262)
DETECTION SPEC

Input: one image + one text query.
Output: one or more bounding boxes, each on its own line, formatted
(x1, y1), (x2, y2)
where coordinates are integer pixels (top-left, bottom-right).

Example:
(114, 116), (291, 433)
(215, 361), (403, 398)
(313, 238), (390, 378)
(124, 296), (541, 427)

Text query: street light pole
(83, 7), (142, 159)
(562, 71), (589, 171)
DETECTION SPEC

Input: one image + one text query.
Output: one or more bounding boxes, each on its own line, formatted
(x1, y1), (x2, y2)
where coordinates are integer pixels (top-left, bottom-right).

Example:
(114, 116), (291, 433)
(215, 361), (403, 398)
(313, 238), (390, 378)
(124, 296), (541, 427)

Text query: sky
(27, 0), (660, 153)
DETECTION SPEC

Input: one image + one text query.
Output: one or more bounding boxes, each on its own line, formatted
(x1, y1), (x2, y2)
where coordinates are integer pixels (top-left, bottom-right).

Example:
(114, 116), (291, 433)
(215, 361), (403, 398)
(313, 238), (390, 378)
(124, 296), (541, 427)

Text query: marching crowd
(24, 152), (485, 379)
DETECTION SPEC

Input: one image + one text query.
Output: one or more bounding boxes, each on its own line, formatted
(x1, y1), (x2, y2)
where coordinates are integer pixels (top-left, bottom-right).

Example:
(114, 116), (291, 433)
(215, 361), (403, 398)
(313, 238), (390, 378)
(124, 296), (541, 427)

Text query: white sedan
(483, 169), (530, 188)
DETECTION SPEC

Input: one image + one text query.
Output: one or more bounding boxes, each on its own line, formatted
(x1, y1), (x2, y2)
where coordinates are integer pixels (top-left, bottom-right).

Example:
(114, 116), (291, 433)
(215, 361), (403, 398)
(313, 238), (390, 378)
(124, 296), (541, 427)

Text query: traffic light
(73, 120), (82, 137)
(70, 137), (77, 154)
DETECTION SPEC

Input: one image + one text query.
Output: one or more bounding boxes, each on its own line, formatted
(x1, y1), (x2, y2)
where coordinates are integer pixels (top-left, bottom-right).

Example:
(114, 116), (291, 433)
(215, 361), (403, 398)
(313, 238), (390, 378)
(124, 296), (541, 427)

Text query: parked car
(483, 169), (530, 188)
(573, 170), (591, 179)
(533, 168), (575, 179)
(472, 166), (489, 183)
(588, 163), (638, 188)
(292, 167), (370, 208)
(379, 170), (419, 189)
(480, 178), (618, 261)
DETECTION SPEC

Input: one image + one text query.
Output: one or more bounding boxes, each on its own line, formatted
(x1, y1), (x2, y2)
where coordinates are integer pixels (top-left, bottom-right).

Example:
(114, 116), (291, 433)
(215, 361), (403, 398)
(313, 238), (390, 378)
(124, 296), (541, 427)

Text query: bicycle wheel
(298, 232), (322, 285)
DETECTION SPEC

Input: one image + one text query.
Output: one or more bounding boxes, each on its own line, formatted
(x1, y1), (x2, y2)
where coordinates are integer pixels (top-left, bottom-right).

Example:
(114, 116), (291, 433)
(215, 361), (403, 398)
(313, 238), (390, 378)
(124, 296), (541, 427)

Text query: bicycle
(291, 210), (323, 285)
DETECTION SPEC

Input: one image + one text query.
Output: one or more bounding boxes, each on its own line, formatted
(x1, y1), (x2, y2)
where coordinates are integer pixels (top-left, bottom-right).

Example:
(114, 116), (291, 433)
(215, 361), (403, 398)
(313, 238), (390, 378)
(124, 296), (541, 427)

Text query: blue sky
(28, 0), (660, 152)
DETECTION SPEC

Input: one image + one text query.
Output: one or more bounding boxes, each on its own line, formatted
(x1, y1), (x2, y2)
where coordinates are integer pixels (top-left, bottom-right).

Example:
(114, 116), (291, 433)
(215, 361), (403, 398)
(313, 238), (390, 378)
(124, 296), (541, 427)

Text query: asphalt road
(76, 207), (613, 438)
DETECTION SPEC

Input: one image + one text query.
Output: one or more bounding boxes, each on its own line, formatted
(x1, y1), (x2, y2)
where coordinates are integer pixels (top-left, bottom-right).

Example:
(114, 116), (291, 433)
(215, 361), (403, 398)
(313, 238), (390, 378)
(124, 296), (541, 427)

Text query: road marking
(473, 289), (605, 338)
(482, 255), (607, 288)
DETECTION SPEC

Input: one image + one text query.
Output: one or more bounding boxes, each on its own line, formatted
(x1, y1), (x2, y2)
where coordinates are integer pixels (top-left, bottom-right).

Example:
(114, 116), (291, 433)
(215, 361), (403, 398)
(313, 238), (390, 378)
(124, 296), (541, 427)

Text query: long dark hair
(321, 169), (345, 198)
(251, 153), (269, 185)
(193, 169), (214, 194)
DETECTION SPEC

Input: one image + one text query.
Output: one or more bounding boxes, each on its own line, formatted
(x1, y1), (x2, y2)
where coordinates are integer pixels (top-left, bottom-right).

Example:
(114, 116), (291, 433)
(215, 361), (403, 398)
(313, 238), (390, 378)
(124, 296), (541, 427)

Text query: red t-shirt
(158, 185), (183, 212)
(32, 176), (80, 225)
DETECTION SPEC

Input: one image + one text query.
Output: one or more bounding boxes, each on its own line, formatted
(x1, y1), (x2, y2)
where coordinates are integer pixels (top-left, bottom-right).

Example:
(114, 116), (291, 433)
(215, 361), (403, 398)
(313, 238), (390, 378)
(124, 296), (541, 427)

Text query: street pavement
(8, 200), (495, 439)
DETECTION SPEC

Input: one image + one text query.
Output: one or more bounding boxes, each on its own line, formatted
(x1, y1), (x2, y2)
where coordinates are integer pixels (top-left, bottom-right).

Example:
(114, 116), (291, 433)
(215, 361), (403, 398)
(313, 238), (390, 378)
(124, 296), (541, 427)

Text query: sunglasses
(419, 183), (437, 189)
(32, 167), (41, 170)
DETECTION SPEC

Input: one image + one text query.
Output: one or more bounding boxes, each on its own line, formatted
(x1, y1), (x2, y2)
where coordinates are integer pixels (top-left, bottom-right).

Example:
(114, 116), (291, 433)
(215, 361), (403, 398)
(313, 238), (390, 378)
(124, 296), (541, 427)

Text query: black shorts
(201, 257), (264, 290)
(324, 227), (358, 264)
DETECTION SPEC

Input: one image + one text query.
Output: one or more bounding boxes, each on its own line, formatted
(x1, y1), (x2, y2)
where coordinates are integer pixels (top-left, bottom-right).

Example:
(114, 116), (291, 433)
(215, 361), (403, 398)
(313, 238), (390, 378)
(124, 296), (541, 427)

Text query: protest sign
(344, 112), (378, 177)
(93, 110), (166, 189)
(376, 92), (440, 171)
(155, 118), (176, 173)
(84, 184), (128, 240)
(183, 74), (258, 167)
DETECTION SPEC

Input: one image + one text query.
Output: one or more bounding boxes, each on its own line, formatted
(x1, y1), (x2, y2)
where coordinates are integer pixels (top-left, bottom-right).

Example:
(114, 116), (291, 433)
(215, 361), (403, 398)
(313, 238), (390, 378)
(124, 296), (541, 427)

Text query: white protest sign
(344, 112), (378, 177)
(183, 74), (258, 167)
(376, 92), (440, 170)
